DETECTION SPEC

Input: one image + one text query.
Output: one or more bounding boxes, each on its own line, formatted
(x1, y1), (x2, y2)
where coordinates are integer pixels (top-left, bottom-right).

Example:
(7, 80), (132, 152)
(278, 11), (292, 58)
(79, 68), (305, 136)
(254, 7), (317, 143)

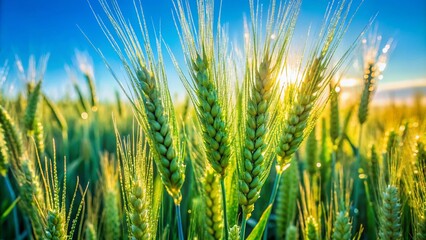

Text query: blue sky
(1, 0), (425, 100)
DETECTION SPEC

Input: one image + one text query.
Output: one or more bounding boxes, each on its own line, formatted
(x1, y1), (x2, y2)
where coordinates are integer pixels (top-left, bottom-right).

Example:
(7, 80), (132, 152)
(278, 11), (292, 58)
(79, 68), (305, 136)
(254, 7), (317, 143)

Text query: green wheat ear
(416, 137), (426, 166)
(332, 211), (351, 240)
(76, 52), (98, 112)
(384, 130), (400, 184)
(186, 123), (226, 239)
(72, 79), (89, 114)
(172, 0), (232, 237)
(18, 158), (45, 238)
(34, 118), (45, 155)
(43, 94), (68, 133)
(276, 0), (360, 171)
(15, 93), (26, 115)
(358, 27), (394, 125)
(203, 169), (223, 239)
(0, 124), (9, 176)
(85, 222), (97, 240)
(357, 62), (375, 125)
(92, 0), (185, 204)
(27, 141), (88, 240)
(114, 90), (122, 117)
(369, 144), (379, 191)
(114, 122), (161, 240)
(100, 154), (121, 239)
(306, 216), (319, 240)
(285, 225), (298, 240)
(379, 185), (402, 240)
(135, 67), (185, 203)
(229, 225), (240, 240)
(172, 0), (232, 177)
(0, 105), (23, 162)
(84, 190), (101, 240)
(24, 80), (42, 133)
(305, 126), (317, 176)
(237, 0), (301, 219)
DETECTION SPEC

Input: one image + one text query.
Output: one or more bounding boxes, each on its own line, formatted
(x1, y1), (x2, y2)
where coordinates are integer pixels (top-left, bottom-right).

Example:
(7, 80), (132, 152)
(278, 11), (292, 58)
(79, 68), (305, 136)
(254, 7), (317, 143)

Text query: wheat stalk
(76, 51), (98, 112)
(30, 141), (89, 240)
(306, 126), (318, 176)
(237, 0), (300, 226)
(185, 123), (226, 239)
(84, 190), (101, 240)
(43, 94), (68, 133)
(404, 135), (426, 240)
(329, 83), (340, 145)
(354, 33), (393, 218)
(24, 80), (42, 133)
(18, 158), (45, 238)
(91, 0), (185, 206)
(84, 72), (97, 112)
(357, 62), (375, 125)
(383, 130), (400, 185)
(299, 170), (322, 240)
(172, 0), (232, 177)
(100, 154), (121, 239)
(0, 106), (47, 236)
(1, 117), (45, 238)
(358, 27), (393, 125)
(276, 0), (359, 172)
(72, 79), (89, 115)
(171, 0), (233, 236)
(115, 90), (123, 117)
(15, 93), (26, 115)
(276, 158), (299, 239)
(369, 144), (379, 192)
(115, 122), (161, 240)
(320, 118), (331, 183)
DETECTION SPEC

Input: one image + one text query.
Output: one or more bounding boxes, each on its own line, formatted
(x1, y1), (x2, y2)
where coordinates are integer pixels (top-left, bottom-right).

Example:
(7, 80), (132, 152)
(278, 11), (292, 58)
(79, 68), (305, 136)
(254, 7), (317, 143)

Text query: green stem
(220, 178), (229, 240)
(331, 146), (337, 186)
(331, 145), (337, 180)
(62, 130), (69, 159)
(263, 171), (283, 240)
(176, 204), (184, 240)
(240, 212), (247, 240)
(4, 175), (20, 239)
(269, 171), (283, 206)
(353, 124), (363, 232)
(356, 124), (363, 163)
(343, 134), (358, 157)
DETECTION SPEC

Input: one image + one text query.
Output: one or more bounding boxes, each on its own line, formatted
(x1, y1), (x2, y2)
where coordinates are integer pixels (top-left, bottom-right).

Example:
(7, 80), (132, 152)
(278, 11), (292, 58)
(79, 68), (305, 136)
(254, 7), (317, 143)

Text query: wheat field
(0, 0), (425, 239)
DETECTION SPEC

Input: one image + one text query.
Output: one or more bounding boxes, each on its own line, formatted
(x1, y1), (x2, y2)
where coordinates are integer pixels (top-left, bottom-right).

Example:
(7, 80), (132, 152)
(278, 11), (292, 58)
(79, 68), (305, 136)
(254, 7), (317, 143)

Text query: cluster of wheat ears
(0, 0), (425, 239)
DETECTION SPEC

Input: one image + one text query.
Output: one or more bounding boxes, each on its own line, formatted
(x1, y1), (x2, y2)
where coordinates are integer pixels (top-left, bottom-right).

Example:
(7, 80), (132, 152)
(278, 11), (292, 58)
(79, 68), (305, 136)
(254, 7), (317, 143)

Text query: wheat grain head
(91, 0), (186, 203)
(276, 0), (361, 171)
(172, 0), (233, 177)
(237, 0), (301, 218)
